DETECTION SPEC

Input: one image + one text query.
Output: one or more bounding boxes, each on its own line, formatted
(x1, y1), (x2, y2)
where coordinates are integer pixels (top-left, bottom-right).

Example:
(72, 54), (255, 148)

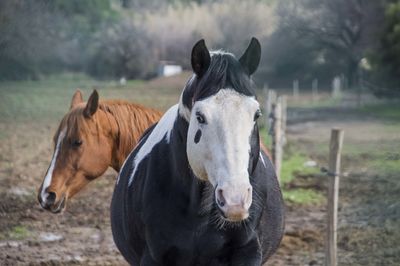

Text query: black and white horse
(111, 38), (284, 265)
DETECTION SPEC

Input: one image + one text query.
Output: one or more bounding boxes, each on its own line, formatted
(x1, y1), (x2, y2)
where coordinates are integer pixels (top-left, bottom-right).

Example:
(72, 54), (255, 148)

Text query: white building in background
(158, 61), (183, 77)
(119, 77), (127, 86)
(332, 76), (342, 99)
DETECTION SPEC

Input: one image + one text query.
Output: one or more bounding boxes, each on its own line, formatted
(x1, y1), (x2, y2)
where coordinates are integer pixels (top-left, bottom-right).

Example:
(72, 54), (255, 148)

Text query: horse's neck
(108, 112), (125, 172)
(169, 115), (190, 173)
(106, 103), (159, 172)
(111, 152), (124, 172)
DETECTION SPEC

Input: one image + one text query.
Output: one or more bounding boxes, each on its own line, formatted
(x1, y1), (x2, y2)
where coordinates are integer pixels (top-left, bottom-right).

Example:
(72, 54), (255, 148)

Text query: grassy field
(0, 72), (190, 124)
(282, 96), (400, 265)
(360, 102), (400, 120)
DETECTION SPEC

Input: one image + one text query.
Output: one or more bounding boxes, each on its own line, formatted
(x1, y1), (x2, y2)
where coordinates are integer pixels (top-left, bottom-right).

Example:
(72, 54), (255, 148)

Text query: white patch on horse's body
(128, 105), (178, 186)
(186, 89), (259, 212)
(40, 128), (66, 204)
(259, 152), (266, 168)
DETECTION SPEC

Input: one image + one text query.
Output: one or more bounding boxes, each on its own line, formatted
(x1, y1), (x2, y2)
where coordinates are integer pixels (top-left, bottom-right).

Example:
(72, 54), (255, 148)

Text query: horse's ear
(239, 37), (261, 76)
(70, 89), (84, 110)
(191, 39), (211, 78)
(83, 90), (99, 118)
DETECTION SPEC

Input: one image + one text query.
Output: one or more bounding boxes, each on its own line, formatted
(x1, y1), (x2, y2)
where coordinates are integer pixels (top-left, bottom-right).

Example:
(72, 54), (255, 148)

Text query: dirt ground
(0, 92), (399, 265)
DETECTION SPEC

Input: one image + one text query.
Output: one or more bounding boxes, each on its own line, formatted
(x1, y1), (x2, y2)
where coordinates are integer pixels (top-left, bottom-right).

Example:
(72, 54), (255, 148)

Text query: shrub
(87, 19), (158, 79)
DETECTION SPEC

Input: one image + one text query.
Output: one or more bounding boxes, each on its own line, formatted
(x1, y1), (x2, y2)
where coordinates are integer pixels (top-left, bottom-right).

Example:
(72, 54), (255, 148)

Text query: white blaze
(186, 89), (259, 190)
(40, 128), (66, 203)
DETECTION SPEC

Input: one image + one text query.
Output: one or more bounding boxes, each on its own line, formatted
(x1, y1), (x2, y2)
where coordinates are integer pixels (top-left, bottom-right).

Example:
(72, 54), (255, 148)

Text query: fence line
(265, 88), (346, 265)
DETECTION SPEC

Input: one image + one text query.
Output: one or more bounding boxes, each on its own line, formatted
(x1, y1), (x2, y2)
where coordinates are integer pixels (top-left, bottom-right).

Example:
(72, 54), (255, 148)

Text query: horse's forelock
(182, 52), (256, 113)
(59, 107), (92, 143)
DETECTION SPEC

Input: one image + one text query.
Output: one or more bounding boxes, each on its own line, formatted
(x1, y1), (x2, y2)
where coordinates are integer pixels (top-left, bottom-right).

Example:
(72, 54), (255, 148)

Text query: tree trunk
(347, 58), (359, 89)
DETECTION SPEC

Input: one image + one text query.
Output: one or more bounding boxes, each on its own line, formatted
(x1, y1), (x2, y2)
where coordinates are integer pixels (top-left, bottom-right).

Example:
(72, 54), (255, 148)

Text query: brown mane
(98, 100), (162, 160)
(55, 99), (162, 169)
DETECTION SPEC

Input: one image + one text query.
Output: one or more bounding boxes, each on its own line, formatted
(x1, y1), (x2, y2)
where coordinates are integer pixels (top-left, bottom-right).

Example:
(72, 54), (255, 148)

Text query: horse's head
(180, 38), (262, 222)
(38, 90), (114, 213)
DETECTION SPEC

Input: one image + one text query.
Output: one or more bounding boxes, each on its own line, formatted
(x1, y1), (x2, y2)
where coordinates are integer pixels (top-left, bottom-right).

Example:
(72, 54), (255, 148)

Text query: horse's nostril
(216, 188), (226, 208)
(46, 192), (56, 206)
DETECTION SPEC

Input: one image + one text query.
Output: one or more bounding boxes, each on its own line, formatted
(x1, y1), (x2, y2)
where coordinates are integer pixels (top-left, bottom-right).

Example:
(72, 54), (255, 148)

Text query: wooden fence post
(325, 128), (344, 266)
(263, 83), (269, 93)
(293, 80), (299, 100)
(265, 89), (277, 133)
(312, 79), (318, 102)
(332, 76), (342, 100)
(281, 96), (287, 146)
(357, 68), (364, 107)
(272, 97), (283, 181)
(264, 86), (269, 129)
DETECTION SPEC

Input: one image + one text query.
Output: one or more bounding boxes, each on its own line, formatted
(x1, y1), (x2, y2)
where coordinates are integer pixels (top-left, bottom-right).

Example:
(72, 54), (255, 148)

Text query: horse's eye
(72, 140), (82, 147)
(254, 110), (262, 121)
(196, 112), (206, 124)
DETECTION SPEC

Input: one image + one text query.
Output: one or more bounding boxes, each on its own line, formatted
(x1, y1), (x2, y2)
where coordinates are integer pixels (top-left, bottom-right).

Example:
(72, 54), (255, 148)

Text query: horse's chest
(146, 220), (229, 265)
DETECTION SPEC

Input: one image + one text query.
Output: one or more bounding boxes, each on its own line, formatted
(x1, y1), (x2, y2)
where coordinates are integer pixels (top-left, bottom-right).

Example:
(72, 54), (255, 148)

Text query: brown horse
(38, 90), (162, 213)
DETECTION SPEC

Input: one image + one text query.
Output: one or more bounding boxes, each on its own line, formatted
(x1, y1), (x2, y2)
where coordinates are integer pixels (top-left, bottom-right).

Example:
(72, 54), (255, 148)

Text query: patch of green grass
(281, 153), (320, 185)
(344, 141), (400, 157)
(280, 153), (324, 205)
(371, 156), (400, 175)
(360, 102), (400, 120)
(3, 226), (31, 240)
(339, 139), (400, 175)
(283, 189), (325, 205)
(260, 129), (324, 206)
(260, 127), (272, 148)
(126, 79), (145, 87)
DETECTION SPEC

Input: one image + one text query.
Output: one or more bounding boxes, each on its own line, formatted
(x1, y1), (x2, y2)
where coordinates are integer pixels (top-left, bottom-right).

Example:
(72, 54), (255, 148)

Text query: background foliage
(0, 0), (398, 95)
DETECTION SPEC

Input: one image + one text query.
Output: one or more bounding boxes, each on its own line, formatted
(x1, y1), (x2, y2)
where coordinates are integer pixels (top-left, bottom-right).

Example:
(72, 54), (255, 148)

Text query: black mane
(182, 51), (256, 110)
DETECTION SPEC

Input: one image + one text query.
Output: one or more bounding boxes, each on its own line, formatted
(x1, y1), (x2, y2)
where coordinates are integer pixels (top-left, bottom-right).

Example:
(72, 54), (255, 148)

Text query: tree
(278, 0), (385, 88)
(0, 0), (119, 80)
(369, 1), (400, 96)
(0, 1), (60, 79)
(87, 19), (157, 79)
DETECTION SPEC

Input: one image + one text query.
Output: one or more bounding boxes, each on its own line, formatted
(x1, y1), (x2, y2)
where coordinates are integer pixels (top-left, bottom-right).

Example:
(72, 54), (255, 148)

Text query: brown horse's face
(38, 90), (113, 213)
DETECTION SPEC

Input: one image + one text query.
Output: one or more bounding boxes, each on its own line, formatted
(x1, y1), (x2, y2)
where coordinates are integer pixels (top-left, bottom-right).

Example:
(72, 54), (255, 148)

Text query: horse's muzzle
(215, 185), (252, 222)
(38, 192), (66, 213)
